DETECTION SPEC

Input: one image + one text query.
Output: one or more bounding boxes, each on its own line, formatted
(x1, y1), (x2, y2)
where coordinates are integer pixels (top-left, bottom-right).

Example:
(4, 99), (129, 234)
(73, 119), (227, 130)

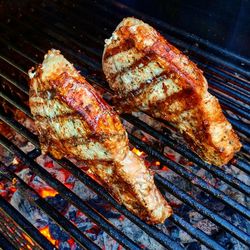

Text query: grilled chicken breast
(29, 49), (172, 224)
(102, 17), (241, 166)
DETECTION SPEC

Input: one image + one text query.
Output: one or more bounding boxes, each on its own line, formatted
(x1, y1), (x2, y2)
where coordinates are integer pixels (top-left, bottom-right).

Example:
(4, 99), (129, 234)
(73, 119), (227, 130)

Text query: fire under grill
(0, 0), (249, 249)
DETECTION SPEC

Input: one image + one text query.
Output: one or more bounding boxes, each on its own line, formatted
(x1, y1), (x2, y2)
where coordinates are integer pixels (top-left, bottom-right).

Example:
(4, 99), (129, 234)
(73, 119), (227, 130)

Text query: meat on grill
(28, 49), (172, 224)
(102, 17), (242, 167)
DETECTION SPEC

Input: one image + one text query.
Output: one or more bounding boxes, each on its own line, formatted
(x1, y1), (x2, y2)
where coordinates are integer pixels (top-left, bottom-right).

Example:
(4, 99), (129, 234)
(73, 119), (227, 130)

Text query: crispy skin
(29, 49), (172, 224)
(102, 17), (242, 166)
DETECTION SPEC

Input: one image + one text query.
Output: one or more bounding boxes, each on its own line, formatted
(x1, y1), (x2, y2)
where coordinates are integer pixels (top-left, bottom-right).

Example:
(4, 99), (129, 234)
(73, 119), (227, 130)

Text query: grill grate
(0, 0), (249, 249)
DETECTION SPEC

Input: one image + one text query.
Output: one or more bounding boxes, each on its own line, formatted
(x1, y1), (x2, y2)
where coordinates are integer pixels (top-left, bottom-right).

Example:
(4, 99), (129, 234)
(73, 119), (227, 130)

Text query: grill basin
(0, 1), (249, 249)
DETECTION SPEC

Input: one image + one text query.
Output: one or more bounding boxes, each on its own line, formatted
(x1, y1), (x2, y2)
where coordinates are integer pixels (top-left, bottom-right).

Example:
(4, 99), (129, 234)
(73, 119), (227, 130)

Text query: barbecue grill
(0, 0), (249, 249)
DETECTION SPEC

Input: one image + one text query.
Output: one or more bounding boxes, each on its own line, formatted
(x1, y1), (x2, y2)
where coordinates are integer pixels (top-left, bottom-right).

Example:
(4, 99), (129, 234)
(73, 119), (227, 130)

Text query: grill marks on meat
(29, 49), (172, 224)
(102, 17), (242, 166)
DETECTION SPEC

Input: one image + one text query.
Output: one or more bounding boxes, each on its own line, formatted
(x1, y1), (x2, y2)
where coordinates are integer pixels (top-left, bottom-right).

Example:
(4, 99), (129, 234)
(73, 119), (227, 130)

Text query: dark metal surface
(0, 232), (18, 250)
(0, 162), (101, 250)
(0, 135), (142, 250)
(118, 0), (250, 59)
(0, 196), (55, 250)
(0, 0), (249, 249)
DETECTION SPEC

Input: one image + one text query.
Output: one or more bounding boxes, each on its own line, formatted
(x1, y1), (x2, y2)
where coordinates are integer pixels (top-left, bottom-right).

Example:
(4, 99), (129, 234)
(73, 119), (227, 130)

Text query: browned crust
(104, 21), (206, 96)
(29, 49), (172, 224)
(51, 72), (123, 134)
(102, 17), (242, 166)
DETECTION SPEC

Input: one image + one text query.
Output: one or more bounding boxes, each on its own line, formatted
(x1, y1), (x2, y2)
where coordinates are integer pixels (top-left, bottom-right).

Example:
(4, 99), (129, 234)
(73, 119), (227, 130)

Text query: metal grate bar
(91, 0), (250, 76)
(1, 52), (249, 207)
(9, 13), (249, 127)
(54, 160), (188, 249)
(0, 105), (249, 247)
(56, 158), (225, 250)
(2, 6), (249, 112)
(2, 71), (249, 200)
(199, 64), (250, 90)
(0, 109), (219, 249)
(0, 163), (101, 250)
(0, 114), (225, 250)
(1, 15), (249, 125)
(1, 70), (249, 197)
(169, 214), (225, 250)
(37, 0), (250, 102)
(0, 91), (32, 118)
(235, 158), (250, 175)
(0, 54), (27, 76)
(0, 232), (18, 250)
(48, 0), (250, 81)
(0, 196), (55, 249)
(123, 115), (250, 173)
(207, 79), (250, 105)
(0, 135), (145, 250)
(0, 72), (29, 95)
(27, 148), (41, 159)
(0, 35), (248, 209)
(31, 3), (250, 107)
(45, 2), (249, 89)
(0, 32), (249, 139)
(123, 114), (250, 197)
(129, 135), (250, 246)
(0, 1), (249, 249)
(208, 90), (250, 120)
(155, 175), (250, 245)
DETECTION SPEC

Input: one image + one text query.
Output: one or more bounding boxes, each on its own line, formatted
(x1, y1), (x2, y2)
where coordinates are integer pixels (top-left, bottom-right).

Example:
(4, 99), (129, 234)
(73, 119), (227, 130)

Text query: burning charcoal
(102, 232), (120, 250)
(59, 241), (70, 250)
(179, 230), (196, 244)
(49, 222), (69, 241)
(110, 217), (166, 250)
(230, 237), (249, 250)
(224, 188), (247, 206)
(188, 211), (203, 224)
(45, 194), (68, 213)
(194, 219), (219, 235)
(65, 206), (93, 232)
(158, 170), (192, 195)
(237, 172), (249, 185)
(20, 141), (35, 154)
(78, 221), (94, 232)
(16, 168), (33, 182)
(85, 225), (101, 241)
(72, 181), (97, 201)
(11, 190), (49, 228)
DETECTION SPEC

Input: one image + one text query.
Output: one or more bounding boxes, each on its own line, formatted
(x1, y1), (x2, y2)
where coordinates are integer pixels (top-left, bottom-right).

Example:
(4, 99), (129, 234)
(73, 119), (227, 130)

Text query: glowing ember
(12, 157), (19, 165)
(0, 182), (5, 190)
(67, 238), (75, 248)
(132, 147), (144, 157)
(12, 178), (17, 185)
(65, 183), (74, 189)
(155, 161), (161, 166)
(39, 226), (57, 246)
(22, 233), (34, 249)
(162, 166), (168, 171)
(39, 187), (58, 198)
